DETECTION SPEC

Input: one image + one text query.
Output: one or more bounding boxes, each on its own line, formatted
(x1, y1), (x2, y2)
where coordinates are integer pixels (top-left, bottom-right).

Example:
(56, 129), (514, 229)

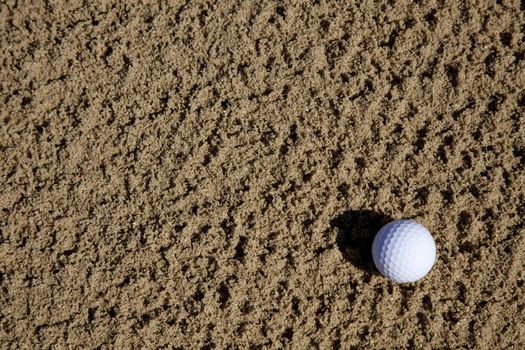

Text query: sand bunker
(1, 1), (524, 348)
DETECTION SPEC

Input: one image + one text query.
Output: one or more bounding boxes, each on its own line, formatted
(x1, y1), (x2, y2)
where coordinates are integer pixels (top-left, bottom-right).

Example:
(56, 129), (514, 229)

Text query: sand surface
(1, 1), (525, 349)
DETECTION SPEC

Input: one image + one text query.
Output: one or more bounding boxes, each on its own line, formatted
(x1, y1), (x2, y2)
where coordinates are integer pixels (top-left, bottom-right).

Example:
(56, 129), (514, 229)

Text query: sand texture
(1, 1), (525, 349)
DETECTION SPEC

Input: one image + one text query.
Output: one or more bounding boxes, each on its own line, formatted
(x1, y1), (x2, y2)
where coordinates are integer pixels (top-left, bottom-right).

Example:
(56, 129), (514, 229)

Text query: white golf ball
(372, 219), (436, 283)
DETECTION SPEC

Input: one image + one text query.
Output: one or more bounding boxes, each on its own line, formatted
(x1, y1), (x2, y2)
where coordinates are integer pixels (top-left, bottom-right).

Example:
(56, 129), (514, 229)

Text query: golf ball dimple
(372, 220), (436, 283)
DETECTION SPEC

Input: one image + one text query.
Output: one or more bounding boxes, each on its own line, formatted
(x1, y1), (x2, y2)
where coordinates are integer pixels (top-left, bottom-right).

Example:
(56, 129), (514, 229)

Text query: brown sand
(1, 1), (524, 349)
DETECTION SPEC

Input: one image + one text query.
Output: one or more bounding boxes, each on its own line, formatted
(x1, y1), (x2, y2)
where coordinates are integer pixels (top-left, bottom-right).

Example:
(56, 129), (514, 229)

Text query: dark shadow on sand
(330, 210), (394, 275)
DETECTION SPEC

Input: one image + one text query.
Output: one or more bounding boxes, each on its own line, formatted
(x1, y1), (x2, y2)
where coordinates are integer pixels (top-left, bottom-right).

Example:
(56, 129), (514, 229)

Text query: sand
(1, 1), (524, 349)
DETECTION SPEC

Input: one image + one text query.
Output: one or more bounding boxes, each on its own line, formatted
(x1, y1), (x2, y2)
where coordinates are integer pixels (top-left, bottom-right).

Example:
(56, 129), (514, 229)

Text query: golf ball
(372, 219), (436, 283)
